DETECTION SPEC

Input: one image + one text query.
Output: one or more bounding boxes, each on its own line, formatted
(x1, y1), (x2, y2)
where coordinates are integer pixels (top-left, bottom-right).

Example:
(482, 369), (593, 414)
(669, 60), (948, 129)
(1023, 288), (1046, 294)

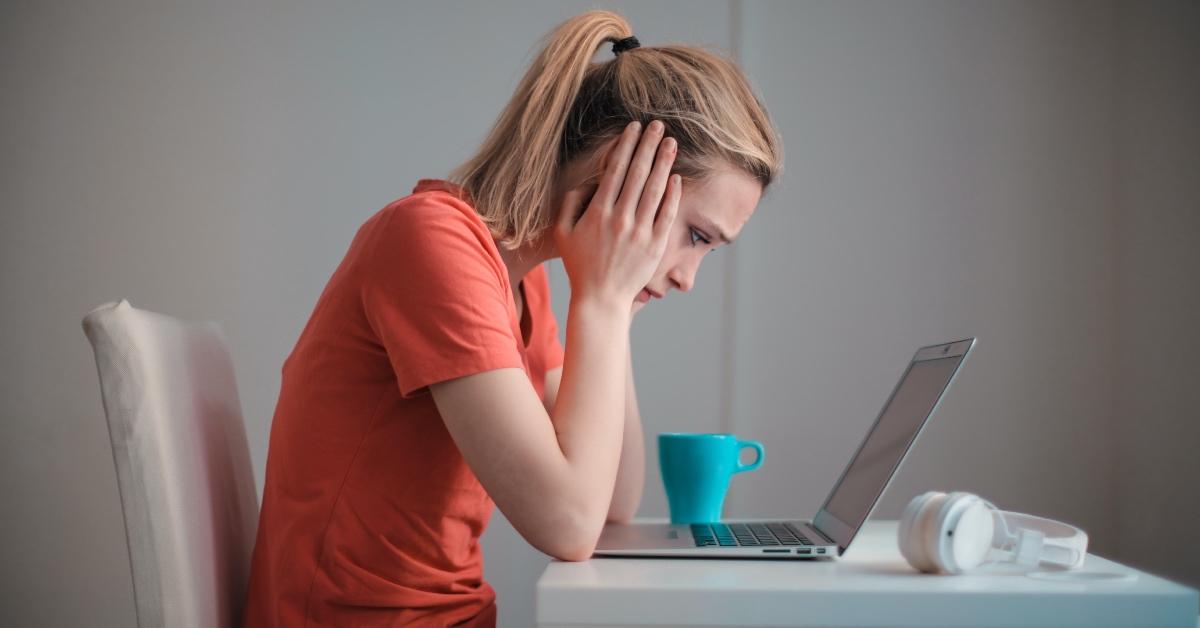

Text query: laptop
(594, 337), (976, 559)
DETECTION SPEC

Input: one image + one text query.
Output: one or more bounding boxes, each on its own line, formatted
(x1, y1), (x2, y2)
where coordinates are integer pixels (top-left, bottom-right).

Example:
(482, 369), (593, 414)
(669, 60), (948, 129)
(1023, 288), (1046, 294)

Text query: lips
(636, 288), (663, 304)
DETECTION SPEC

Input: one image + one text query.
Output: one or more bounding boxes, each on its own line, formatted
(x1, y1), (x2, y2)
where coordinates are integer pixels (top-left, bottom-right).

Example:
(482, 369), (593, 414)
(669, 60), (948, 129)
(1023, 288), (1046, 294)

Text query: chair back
(82, 299), (259, 628)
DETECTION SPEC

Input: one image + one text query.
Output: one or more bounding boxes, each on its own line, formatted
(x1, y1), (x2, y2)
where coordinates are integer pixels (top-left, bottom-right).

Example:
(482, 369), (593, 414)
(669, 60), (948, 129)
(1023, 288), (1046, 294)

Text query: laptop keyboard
(690, 522), (815, 547)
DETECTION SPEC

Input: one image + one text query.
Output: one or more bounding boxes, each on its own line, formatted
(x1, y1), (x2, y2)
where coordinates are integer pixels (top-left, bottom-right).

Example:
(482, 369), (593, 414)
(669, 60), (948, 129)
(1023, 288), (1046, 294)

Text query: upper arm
(430, 368), (590, 561)
(543, 366), (563, 414)
(358, 200), (522, 397)
(356, 200), (593, 560)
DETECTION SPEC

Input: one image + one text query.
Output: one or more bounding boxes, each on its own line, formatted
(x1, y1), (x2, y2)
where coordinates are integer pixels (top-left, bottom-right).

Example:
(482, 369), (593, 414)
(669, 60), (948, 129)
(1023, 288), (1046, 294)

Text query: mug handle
(734, 440), (765, 474)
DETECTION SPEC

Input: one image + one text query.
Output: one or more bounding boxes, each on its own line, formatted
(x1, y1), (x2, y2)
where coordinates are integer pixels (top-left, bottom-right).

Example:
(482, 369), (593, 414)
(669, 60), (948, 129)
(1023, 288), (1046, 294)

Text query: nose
(667, 255), (701, 293)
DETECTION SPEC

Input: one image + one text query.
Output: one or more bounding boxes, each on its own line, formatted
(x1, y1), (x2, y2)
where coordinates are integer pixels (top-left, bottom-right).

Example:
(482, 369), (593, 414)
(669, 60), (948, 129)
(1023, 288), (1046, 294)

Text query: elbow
(542, 529), (599, 562)
(550, 541), (597, 563)
(540, 503), (605, 562)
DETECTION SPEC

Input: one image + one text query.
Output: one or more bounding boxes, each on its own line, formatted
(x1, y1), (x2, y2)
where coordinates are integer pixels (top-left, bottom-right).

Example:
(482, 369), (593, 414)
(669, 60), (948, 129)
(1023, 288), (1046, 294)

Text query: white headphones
(898, 491), (1089, 574)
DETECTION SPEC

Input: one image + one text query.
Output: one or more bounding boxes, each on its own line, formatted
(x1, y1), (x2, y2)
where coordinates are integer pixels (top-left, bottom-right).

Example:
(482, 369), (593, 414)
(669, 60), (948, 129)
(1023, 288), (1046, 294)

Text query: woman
(242, 9), (781, 628)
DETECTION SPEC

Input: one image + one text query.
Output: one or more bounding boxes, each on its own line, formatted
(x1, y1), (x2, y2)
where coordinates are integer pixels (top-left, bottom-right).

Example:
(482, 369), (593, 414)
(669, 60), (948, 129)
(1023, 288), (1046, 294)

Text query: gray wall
(1113, 0), (1200, 588)
(1, 1), (1195, 627)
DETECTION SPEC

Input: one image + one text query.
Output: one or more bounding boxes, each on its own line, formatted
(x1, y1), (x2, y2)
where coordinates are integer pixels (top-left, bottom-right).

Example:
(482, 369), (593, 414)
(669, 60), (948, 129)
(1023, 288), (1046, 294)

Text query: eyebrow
(696, 217), (733, 244)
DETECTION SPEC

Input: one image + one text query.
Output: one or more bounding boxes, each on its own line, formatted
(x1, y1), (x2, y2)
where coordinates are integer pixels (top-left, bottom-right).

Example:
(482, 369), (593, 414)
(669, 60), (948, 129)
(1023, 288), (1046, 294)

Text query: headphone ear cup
(897, 493), (927, 568)
(898, 491), (943, 573)
(916, 494), (955, 578)
(947, 499), (996, 572)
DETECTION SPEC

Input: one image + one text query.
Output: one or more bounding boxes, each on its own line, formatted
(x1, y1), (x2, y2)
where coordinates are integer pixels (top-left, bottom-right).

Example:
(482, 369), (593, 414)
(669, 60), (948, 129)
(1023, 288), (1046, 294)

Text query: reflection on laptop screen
(822, 355), (964, 532)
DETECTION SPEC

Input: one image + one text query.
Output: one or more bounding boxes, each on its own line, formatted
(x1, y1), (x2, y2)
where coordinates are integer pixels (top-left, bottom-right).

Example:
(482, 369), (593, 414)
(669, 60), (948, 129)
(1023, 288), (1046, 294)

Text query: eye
(689, 227), (711, 248)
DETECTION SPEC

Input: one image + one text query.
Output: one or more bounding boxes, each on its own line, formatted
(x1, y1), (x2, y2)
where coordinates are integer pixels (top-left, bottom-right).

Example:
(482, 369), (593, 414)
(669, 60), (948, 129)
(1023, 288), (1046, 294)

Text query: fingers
(568, 118), (674, 243)
(652, 174), (682, 243)
(615, 120), (666, 220)
(591, 121), (643, 218)
(634, 135), (677, 230)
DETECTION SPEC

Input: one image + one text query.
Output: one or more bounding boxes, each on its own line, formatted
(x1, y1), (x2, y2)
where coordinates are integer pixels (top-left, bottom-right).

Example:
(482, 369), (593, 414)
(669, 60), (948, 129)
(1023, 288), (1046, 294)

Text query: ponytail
(446, 11), (631, 249)
(448, 9), (783, 250)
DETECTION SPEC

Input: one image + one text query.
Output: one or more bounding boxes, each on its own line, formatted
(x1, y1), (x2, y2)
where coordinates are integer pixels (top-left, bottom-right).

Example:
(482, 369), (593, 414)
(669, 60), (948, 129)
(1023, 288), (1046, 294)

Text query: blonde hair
(446, 9), (783, 250)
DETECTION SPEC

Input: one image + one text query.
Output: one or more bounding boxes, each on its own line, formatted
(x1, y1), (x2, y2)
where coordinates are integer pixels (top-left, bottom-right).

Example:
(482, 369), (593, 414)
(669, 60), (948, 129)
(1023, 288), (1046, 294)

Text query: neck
(496, 232), (557, 299)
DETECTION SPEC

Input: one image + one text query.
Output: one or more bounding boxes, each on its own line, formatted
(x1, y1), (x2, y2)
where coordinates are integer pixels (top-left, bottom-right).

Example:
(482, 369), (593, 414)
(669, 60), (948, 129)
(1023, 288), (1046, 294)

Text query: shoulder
(369, 186), (489, 245)
(354, 182), (502, 274)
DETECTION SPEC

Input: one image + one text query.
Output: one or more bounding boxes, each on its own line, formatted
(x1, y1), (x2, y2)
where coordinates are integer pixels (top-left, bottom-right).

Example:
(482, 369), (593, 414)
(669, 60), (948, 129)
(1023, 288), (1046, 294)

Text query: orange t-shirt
(241, 179), (565, 628)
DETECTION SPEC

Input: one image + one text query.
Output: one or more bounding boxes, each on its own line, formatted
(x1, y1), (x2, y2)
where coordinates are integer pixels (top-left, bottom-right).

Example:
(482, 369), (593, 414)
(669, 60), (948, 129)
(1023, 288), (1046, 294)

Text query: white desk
(537, 520), (1199, 627)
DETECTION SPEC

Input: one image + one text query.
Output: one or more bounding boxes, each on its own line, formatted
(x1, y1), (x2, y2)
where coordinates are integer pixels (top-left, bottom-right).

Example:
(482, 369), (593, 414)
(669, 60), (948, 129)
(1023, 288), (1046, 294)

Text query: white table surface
(536, 519), (1199, 627)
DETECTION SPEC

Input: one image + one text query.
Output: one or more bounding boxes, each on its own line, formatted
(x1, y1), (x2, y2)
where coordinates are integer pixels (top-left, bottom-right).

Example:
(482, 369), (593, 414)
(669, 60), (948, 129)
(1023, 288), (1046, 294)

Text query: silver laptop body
(594, 337), (976, 559)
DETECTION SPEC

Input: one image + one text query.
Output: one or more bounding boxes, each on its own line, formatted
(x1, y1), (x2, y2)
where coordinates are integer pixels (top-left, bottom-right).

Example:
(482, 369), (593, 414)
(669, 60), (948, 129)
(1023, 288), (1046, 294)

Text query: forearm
(607, 337), (645, 522)
(552, 296), (632, 539)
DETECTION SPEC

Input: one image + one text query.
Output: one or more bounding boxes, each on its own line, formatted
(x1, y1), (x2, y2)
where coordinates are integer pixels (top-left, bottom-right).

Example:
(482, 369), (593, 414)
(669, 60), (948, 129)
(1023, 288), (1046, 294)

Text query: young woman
(241, 9), (781, 628)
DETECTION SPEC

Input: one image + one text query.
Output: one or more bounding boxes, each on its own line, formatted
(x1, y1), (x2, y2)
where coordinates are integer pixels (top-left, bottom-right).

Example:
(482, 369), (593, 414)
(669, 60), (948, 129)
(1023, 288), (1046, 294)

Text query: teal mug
(658, 432), (765, 524)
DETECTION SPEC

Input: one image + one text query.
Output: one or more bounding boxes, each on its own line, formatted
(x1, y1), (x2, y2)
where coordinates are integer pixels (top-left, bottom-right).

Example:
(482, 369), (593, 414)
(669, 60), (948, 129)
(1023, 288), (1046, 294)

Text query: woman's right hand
(554, 119), (681, 309)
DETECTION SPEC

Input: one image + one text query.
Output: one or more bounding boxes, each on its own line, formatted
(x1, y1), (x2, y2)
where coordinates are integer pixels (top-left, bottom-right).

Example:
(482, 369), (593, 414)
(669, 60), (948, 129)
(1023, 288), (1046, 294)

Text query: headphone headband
(899, 491), (1089, 574)
(994, 510), (1089, 569)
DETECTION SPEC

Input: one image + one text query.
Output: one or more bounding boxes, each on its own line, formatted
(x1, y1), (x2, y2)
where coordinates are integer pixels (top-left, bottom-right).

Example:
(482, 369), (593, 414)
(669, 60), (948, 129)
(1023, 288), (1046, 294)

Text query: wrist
(569, 293), (634, 324)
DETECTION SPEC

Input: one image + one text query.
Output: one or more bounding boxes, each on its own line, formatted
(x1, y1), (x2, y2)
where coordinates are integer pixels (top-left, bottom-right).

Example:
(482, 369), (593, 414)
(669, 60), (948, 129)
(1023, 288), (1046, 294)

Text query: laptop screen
(815, 341), (972, 551)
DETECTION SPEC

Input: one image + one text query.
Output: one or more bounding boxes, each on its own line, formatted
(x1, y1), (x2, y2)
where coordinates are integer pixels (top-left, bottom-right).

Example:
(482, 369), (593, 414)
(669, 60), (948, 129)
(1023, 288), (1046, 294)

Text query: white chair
(82, 299), (259, 628)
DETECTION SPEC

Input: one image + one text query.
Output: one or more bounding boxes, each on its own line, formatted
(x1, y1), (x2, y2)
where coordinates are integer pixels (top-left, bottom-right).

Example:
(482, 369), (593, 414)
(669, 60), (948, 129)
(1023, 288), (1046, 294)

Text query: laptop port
(763, 549), (790, 554)
(798, 548), (812, 555)
(816, 548), (826, 555)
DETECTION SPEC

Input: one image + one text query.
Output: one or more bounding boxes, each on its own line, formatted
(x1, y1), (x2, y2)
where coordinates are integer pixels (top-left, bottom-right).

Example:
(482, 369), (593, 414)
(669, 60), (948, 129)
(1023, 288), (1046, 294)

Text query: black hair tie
(612, 36), (640, 56)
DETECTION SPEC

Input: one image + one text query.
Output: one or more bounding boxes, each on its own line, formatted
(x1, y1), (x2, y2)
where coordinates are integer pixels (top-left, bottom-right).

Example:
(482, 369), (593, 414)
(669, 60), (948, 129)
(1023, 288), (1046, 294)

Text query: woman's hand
(555, 119), (681, 310)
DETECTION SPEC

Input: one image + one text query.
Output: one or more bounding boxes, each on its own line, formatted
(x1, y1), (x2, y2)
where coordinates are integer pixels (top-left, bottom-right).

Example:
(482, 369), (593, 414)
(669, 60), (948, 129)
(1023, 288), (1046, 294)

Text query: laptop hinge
(807, 522), (837, 545)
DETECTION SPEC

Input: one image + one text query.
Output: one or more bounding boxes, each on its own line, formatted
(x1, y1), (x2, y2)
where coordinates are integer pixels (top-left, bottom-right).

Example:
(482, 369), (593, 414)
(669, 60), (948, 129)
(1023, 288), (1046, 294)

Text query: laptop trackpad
(596, 522), (695, 551)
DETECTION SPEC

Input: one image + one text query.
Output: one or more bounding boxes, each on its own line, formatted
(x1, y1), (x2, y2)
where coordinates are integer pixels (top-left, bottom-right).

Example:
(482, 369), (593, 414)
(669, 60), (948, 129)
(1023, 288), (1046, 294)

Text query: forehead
(679, 165), (762, 241)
